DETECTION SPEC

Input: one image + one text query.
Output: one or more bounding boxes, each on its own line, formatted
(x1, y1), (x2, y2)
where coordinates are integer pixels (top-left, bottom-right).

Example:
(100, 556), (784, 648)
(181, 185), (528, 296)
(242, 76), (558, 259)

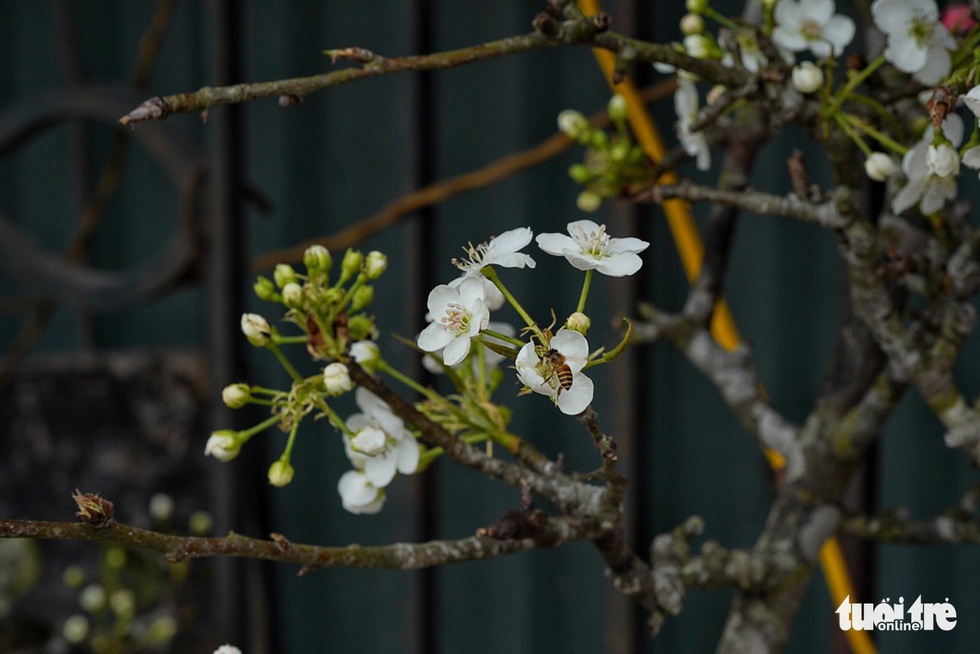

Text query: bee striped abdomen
(546, 349), (574, 391)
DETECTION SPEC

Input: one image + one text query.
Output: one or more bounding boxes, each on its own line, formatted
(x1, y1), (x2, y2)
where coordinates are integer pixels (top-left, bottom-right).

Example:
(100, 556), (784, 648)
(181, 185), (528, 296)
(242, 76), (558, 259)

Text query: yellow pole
(576, 3), (875, 652)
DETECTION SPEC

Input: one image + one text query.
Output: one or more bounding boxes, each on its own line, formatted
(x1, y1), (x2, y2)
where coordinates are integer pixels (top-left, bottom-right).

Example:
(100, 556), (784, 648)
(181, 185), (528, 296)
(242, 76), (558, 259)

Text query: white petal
(891, 176), (926, 214)
(396, 438), (421, 474)
(492, 227), (533, 253)
(417, 322), (454, 353)
(425, 285), (459, 317)
(594, 252), (644, 277)
(536, 232), (578, 256)
(557, 374), (594, 415)
(802, 0), (835, 23)
(364, 455), (398, 488)
(912, 47), (950, 86)
(442, 334), (472, 366)
(607, 236), (650, 254)
(550, 329), (589, 364)
(773, 0), (802, 28)
(885, 37), (927, 74)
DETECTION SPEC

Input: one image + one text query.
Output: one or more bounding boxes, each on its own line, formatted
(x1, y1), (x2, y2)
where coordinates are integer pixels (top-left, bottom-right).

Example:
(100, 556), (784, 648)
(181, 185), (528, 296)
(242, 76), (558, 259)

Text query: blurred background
(0, 1), (978, 652)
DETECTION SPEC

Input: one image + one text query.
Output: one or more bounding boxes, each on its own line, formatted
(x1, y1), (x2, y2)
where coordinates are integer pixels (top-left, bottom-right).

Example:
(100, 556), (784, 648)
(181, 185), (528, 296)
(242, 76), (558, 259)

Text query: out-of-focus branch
(840, 483), (980, 544)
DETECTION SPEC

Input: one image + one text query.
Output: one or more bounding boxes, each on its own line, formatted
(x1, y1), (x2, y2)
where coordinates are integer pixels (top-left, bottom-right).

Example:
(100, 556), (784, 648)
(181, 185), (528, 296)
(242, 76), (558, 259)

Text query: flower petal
(557, 373), (594, 415)
(442, 334), (472, 366)
(417, 321), (454, 352)
(536, 232), (578, 256)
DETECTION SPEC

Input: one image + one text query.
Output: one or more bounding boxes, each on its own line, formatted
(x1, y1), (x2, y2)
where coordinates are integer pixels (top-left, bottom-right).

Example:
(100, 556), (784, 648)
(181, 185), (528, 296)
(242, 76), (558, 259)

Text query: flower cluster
(418, 220), (648, 415)
(557, 95), (655, 211)
(211, 220), (646, 515)
(654, 0), (980, 218)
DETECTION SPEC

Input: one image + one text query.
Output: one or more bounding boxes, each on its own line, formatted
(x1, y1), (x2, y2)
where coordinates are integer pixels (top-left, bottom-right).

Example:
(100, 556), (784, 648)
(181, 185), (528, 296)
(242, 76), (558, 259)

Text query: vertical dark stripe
(208, 1), (274, 651)
(411, 1), (439, 652)
(629, 0), (656, 651)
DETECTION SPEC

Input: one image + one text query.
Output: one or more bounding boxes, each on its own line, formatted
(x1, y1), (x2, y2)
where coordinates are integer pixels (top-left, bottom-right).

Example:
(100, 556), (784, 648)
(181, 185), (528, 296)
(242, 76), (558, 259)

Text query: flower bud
(267, 459), (295, 487)
(110, 589), (135, 618)
(791, 61), (824, 94)
(347, 314), (378, 340)
(683, 34), (714, 59)
(341, 249), (364, 279)
(565, 311), (592, 335)
(221, 383), (251, 408)
(864, 152), (899, 182)
(148, 493), (174, 522)
(204, 430), (241, 462)
(350, 285), (374, 312)
(241, 313), (272, 347)
(303, 244), (332, 275)
(253, 276), (278, 301)
(350, 340), (381, 373)
(607, 94), (628, 123)
(350, 427), (387, 456)
(686, 0), (708, 13)
(610, 140), (630, 163)
(568, 163), (594, 183)
(363, 251), (388, 280)
(680, 13), (704, 35)
(273, 263), (297, 288)
(927, 144), (959, 178)
(576, 190), (603, 212)
(323, 362), (353, 396)
(281, 282), (304, 309)
(62, 615), (89, 644)
(557, 109), (589, 139)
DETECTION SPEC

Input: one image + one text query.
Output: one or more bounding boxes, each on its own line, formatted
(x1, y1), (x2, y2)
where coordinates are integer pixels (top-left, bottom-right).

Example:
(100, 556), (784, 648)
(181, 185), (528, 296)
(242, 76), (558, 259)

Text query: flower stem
(832, 54), (886, 109)
(239, 414), (283, 443)
(376, 359), (441, 401)
(481, 328), (524, 348)
(481, 267), (539, 335)
(576, 269), (594, 314)
(268, 343), (304, 383)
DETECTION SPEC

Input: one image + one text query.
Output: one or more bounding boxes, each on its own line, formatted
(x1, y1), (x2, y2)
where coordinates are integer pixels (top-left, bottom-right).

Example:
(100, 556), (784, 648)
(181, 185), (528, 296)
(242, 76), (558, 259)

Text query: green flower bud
(281, 282), (304, 309)
(350, 285), (374, 312)
(303, 244), (332, 275)
(325, 287), (346, 305)
(273, 263), (297, 288)
(221, 383), (251, 408)
(565, 311), (592, 335)
(557, 109), (589, 139)
(347, 314), (377, 340)
(109, 589), (135, 618)
(253, 276), (278, 301)
(62, 615), (89, 645)
(241, 313), (273, 347)
(607, 94), (628, 123)
(577, 190), (603, 212)
(205, 430), (241, 462)
(363, 251), (388, 280)
(341, 249), (364, 279)
(350, 340), (381, 374)
(569, 163), (594, 184)
(686, 0), (708, 14)
(268, 459), (295, 487)
(680, 12), (704, 35)
(188, 510), (213, 535)
(610, 140), (630, 163)
(588, 129), (609, 149)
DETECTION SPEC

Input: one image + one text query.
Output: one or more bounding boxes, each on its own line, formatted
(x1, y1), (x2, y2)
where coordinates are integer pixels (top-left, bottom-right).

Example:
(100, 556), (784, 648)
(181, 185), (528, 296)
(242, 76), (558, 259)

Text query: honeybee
(544, 348), (574, 394)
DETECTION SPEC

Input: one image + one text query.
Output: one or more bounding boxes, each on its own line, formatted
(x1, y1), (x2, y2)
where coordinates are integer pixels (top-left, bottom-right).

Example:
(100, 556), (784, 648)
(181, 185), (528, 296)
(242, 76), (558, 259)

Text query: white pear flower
(892, 114), (963, 215)
(871, 0), (956, 85)
(536, 220), (650, 277)
(337, 470), (385, 514)
(344, 388), (420, 488)
(240, 313), (272, 347)
(515, 329), (594, 415)
(417, 277), (490, 366)
(451, 227), (536, 273)
(772, 0), (856, 59)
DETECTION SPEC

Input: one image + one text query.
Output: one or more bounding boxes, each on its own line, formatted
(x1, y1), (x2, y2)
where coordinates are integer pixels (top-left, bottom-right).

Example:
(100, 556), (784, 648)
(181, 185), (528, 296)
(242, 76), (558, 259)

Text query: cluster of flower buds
(557, 95), (654, 211)
(252, 244), (386, 360)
